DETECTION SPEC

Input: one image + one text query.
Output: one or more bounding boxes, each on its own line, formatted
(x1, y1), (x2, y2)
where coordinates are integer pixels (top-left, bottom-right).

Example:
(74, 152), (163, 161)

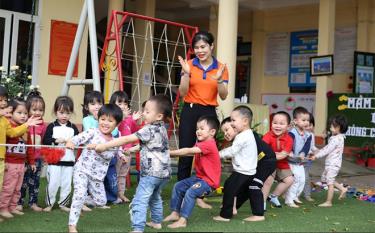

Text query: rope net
(100, 11), (198, 149)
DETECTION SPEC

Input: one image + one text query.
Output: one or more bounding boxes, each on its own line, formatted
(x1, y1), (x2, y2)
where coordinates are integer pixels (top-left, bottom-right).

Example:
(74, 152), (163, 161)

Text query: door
(0, 9), (40, 84)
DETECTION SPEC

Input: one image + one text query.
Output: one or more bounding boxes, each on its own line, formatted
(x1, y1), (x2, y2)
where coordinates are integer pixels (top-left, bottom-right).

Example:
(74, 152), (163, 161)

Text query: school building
(0, 0), (374, 148)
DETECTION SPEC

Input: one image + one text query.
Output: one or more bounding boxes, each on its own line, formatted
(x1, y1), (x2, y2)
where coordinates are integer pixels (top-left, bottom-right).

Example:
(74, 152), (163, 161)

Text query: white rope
(0, 143), (121, 151)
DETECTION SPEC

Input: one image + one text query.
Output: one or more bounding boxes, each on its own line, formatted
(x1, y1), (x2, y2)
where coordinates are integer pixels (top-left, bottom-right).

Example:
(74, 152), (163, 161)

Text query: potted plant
(357, 141), (375, 168)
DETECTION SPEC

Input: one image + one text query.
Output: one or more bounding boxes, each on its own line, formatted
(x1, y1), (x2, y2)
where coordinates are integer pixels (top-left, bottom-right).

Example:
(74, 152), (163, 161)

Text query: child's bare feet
(196, 198), (212, 209)
(43, 206), (53, 212)
(338, 187), (348, 200)
(16, 205), (23, 211)
(82, 205), (92, 212)
(60, 206), (70, 212)
(167, 217), (187, 229)
(146, 222), (162, 229)
(294, 198), (303, 204)
(163, 212), (180, 222)
(304, 196), (315, 202)
(243, 215), (265, 222)
(213, 216), (230, 222)
(318, 202), (332, 207)
(10, 209), (24, 215)
(68, 225), (78, 233)
(232, 206), (238, 215)
(0, 211), (13, 218)
(285, 202), (299, 208)
(118, 193), (130, 203)
(30, 204), (43, 212)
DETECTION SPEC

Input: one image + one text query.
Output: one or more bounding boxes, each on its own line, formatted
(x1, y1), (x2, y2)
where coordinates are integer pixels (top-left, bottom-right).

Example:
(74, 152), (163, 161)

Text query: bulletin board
(261, 93), (316, 117)
(48, 20), (79, 76)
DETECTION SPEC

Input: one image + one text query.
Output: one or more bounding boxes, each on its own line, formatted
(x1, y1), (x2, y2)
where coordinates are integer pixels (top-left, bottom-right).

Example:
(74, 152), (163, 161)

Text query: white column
(314, 0), (336, 137)
(216, 0), (238, 118)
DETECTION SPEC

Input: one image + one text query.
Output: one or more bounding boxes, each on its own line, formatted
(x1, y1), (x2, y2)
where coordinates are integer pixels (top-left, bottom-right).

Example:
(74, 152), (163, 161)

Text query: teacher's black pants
(177, 102), (216, 181)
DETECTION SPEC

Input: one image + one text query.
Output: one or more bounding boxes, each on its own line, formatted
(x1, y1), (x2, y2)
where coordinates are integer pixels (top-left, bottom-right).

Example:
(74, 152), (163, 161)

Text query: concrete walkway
(310, 157), (375, 189)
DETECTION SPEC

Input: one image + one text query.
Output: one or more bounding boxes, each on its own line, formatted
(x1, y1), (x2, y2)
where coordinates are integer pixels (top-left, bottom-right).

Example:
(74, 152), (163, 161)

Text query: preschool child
(213, 105), (258, 222)
(285, 106), (312, 207)
(82, 90), (104, 131)
(17, 89), (47, 212)
(310, 114), (349, 207)
(163, 115), (221, 229)
(66, 104), (125, 233)
(0, 99), (36, 218)
(303, 113), (319, 202)
(109, 90), (141, 203)
(94, 94), (172, 233)
(220, 117), (276, 221)
(262, 111), (294, 209)
(42, 96), (79, 212)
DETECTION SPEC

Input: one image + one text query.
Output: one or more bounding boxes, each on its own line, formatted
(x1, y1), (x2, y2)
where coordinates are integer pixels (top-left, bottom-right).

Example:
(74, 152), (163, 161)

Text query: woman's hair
(329, 114), (348, 133)
(53, 96), (74, 113)
(109, 91), (129, 105)
(98, 104), (123, 125)
(83, 91), (104, 116)
(191, 31), (215, 47)
(26, 88), (45, 113)
(8, 98), (26, 112)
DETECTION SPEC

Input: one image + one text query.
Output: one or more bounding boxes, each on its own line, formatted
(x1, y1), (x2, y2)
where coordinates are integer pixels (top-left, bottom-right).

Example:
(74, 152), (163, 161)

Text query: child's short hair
(98, 104), (123, 124)
(54, 96), (74, 113)
(148, 94), (172, 121)
(309, 112), (315, 126)
(0, 85), (8, 98)
(26, 89), (45, 113)
(292, 106), (309, 119)
(83, 91), (104, 116)
(233, 105), (253, 122)
(8, 98), (26, 111)
(221, 116), (231, 127)
(198, 115), (220, 133)
(273, 111), (291, 124)
(329, 114), (348, 133)
(109, 91), (129, 105)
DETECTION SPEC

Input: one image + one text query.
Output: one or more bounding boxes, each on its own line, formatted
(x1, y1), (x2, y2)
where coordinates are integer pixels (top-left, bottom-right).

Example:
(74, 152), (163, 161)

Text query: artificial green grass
(0, 176), (374, 232)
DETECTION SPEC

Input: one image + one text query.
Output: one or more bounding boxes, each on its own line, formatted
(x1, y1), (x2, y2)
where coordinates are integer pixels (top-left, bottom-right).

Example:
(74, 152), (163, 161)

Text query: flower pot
(366, 158), (375, 168)
(356, 158), (366, 166)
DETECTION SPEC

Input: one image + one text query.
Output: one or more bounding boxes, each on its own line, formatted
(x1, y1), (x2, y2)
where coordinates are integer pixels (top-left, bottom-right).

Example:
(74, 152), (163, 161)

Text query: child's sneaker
(30, 204), (43, 212)
(268, 195), (282, 208)
(304, 196), (315, 202)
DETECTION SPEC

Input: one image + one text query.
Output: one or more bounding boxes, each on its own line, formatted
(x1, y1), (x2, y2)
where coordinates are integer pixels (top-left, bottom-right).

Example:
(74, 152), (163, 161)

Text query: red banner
(48, 20), (78, 76)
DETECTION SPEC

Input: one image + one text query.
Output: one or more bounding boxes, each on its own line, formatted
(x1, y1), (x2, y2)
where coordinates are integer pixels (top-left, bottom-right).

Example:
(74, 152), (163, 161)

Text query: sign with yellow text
(328, 93), (375, 147)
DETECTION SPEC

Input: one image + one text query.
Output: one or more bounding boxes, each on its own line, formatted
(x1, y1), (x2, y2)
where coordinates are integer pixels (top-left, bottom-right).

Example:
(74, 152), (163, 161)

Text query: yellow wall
(250, 0), (358, 104)
(38, 0), (88, 123)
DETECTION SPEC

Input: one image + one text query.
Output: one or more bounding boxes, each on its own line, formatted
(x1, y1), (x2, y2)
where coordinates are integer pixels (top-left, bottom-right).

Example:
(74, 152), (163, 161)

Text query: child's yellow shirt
(0, 116), (27, 159)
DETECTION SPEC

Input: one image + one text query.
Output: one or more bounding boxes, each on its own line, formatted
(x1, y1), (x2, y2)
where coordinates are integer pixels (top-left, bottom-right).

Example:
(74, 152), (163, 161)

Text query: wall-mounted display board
(353, 51), (375, 94)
